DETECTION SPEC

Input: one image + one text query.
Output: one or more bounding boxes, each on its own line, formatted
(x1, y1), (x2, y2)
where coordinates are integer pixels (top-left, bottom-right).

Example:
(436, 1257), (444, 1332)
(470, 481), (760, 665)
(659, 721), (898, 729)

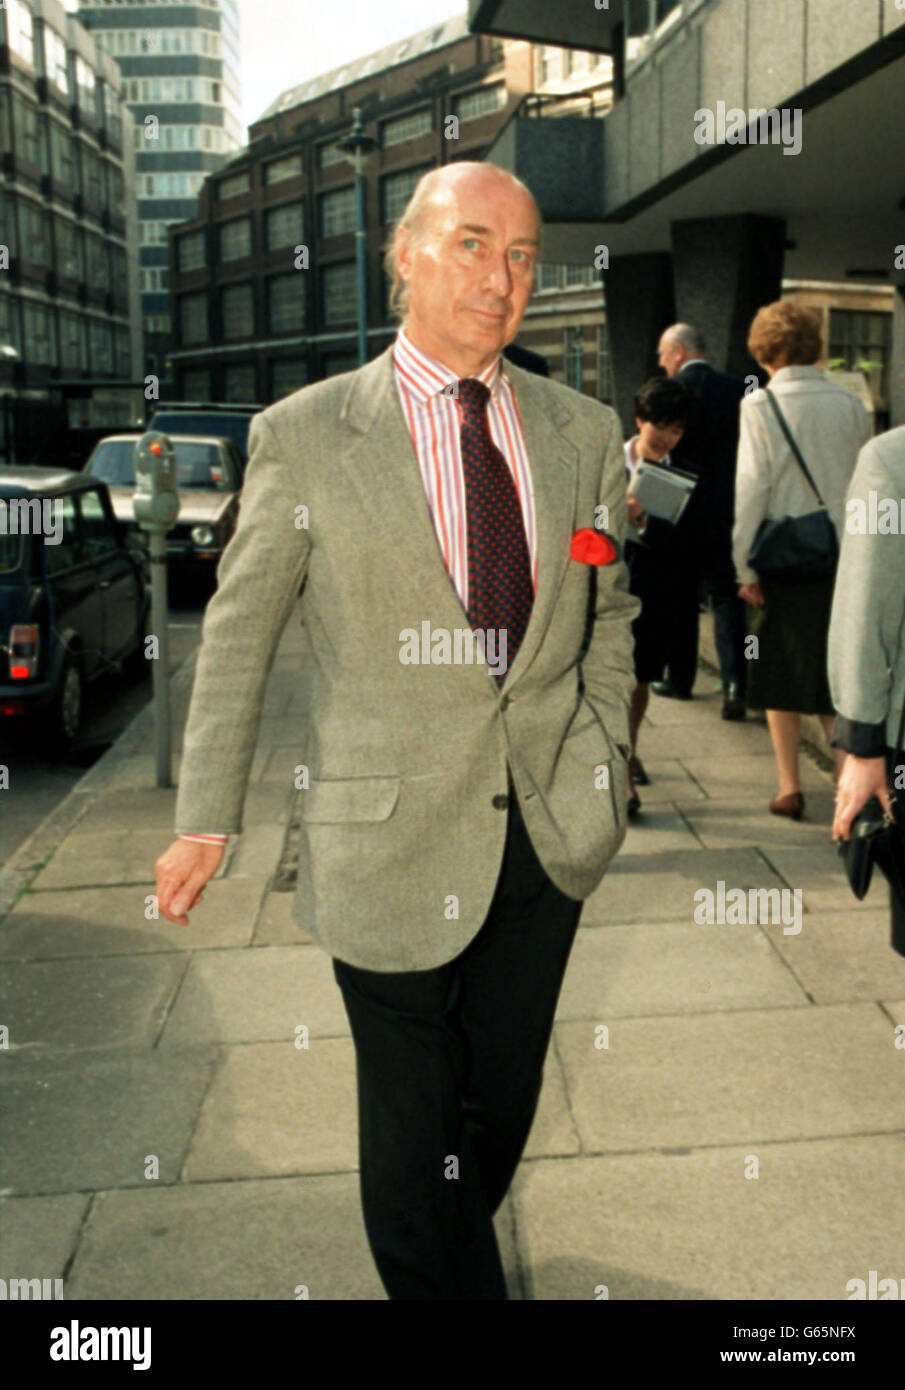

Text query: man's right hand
(155, 839), (226, 924)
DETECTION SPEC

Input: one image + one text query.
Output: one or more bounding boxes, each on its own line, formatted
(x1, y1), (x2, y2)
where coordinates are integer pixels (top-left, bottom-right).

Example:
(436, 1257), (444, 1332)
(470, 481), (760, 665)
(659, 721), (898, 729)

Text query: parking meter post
(132, 433), (180, 789)
(149, 530), (171, 787)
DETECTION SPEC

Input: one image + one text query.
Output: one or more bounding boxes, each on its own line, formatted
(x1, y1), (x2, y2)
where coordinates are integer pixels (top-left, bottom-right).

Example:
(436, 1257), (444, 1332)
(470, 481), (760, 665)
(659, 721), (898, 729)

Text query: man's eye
(462, 238), (479, 250)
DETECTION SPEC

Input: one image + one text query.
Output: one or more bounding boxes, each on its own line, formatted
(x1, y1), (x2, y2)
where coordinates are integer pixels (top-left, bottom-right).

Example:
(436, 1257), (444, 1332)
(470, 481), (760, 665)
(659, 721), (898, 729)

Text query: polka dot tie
(456, 377), (534, 684)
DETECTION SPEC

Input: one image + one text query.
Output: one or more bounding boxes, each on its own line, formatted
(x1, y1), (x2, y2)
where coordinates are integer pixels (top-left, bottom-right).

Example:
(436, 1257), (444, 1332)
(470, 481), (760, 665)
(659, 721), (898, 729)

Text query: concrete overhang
(467, 0), (620, 53)
(485, 51), (905, 287)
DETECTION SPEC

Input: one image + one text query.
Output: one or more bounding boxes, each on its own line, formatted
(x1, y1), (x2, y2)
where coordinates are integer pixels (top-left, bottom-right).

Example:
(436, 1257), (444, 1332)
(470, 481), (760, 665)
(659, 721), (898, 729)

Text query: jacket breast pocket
(300, 776), (400, 824)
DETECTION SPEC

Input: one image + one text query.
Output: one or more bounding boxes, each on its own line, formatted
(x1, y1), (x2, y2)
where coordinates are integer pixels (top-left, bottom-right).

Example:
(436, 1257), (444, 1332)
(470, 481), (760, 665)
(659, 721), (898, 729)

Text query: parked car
(148, 404), (262, 474)
(84, 433), (242, 580)
(0, 468), (150, 755)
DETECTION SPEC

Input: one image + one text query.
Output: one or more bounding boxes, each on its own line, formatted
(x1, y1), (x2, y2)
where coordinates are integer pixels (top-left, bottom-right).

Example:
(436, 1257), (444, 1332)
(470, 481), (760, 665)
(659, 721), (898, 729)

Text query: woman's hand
(833, 754), (893, 841)
(738, 582), (765, 606)
(626, 492), (645, 525)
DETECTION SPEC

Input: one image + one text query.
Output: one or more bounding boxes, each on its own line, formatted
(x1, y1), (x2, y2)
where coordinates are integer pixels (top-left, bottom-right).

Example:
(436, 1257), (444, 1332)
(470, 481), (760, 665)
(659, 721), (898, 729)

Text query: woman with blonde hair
(732, 301), (872, 818)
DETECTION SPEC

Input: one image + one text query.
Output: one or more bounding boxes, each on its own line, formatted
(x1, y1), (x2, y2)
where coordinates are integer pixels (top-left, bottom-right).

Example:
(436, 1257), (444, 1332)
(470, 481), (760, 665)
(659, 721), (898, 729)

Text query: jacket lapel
(340, 346), (580, 684)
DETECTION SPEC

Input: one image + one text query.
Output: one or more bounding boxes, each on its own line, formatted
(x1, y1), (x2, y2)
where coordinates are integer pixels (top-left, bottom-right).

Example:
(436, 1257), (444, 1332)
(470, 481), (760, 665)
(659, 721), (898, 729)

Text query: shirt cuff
(829, 715), (888, 758)
(177, 832), (229, 844)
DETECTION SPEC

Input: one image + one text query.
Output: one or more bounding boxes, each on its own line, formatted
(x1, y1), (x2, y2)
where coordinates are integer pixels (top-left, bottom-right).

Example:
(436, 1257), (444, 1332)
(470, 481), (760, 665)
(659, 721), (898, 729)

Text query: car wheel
(48, 655), (83, 757)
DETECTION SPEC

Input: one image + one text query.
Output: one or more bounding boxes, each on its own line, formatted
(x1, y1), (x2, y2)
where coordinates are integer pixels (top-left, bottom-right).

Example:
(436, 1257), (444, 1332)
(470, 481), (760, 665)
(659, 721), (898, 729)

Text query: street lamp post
(338, 108), (377, 366)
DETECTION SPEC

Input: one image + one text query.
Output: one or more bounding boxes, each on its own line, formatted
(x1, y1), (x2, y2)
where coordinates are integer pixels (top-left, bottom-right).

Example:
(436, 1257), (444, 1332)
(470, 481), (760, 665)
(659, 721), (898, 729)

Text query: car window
(43, 496), (81, 575)
(172, 442), (231, 490)
(78, 489), (117, 560)
(87, 439), (138, 487)
(151, 414), (252, 460)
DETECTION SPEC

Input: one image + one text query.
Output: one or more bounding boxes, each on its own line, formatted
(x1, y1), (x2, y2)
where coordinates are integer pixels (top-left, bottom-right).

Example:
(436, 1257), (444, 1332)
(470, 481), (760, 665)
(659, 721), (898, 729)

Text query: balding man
(154, 162), (639, 1300)
(657, 324), (748, 718)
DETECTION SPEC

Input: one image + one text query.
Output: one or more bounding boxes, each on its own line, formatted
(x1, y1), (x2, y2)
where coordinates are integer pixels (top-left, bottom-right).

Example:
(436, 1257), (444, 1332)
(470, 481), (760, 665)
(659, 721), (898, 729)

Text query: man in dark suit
(655, 323), (749, 719)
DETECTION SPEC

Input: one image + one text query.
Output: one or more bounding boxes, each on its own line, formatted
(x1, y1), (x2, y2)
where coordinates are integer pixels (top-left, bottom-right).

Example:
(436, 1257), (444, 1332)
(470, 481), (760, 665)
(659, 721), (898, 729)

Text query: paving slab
(764, 909), (905, 1004)
(620, 759), (705, 804)
(554, 1002), (905, 1152)
(159, 943), (349, 1046)
(512, 1136), (905, 1300)
(3, 952), (188, 1049)
(616, 806), (702, 855)
(29, 828), (175, 890)
(63, 1175), (522, 1301)
(641, 721), (779, 759)
(523, 1042), (581, 1159)
(253, 890), (313, 945)
(183, 1039), (359, 1181)
(584, 848), (788, 926)
(759, 843), (890, 914)
(0, 1049), (217, 1195)
(555, 920), (807, 1020)
(0, 879), (266, 958)
(0, 1193), (90, 1280)
(675, 793), (837, 850)
(680, 752), (831, 797)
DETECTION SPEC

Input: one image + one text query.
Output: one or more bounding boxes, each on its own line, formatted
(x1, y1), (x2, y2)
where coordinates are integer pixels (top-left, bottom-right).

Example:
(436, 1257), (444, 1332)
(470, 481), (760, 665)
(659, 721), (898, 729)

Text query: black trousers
(664, 544), (748, 695)
(332, 792), (583, 1300)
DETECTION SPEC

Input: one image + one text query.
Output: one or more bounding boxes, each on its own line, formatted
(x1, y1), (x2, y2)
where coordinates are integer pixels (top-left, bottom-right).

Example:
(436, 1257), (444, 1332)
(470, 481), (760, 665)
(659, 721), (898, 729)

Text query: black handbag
(837, 698), (905, 901)
(746, 388), (839, 584)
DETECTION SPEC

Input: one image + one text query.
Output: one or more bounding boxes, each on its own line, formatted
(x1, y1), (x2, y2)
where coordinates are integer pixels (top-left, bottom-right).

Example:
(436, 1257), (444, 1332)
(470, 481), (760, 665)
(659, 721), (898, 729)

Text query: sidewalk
(3, 608), (905, 1301)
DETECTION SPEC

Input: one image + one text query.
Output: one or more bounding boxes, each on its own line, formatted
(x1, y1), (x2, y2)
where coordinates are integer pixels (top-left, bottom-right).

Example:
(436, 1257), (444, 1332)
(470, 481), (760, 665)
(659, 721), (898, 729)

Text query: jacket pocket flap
(300, 776), (400, 824)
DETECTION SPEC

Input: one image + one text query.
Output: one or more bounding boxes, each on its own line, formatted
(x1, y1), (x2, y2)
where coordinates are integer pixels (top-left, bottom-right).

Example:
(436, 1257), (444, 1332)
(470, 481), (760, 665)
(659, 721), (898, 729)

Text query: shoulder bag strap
(765, 386), (828, 509)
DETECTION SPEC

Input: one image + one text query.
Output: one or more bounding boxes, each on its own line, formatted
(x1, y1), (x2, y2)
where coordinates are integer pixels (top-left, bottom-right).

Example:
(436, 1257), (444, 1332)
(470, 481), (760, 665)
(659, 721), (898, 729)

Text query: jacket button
(492, 794), (509, 810)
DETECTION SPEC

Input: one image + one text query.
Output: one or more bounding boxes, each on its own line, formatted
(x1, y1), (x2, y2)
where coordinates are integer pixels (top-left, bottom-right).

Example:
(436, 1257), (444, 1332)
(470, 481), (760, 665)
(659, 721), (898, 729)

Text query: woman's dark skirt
(626, 537), (698, 685)
(744, 572), (836, 714)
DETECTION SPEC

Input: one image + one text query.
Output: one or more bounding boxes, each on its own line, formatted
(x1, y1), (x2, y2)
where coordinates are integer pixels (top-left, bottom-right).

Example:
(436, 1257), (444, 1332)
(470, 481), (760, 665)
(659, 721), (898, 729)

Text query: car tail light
(9, 625), (39, 679)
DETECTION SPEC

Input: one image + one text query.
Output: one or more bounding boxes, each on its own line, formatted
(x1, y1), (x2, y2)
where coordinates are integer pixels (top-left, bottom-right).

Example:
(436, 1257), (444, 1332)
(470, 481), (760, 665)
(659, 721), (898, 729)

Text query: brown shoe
(770, 792), (804, 820)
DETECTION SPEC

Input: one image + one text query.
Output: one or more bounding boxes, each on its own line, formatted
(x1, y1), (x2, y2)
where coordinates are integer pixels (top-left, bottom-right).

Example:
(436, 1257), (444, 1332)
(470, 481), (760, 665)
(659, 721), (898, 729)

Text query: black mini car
(0, 468), (150, 755)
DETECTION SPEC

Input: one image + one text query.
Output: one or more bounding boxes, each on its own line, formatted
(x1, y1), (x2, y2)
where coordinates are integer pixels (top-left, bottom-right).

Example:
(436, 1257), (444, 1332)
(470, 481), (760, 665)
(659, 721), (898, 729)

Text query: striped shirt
(178, 326), (537, 846)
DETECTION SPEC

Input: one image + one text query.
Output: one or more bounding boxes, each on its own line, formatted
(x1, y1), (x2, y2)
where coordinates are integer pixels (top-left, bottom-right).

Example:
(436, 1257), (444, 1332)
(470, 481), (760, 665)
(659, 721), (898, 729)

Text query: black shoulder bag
(837, 699), (905, 901)
(746, 388), (839, 584)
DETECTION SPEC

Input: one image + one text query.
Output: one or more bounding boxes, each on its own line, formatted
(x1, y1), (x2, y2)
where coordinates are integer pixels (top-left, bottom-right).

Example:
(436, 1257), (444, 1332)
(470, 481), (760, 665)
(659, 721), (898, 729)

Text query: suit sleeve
(828, 440), (905, 756)
(174, 409), (312, 836)
(579, 409), (642, 759)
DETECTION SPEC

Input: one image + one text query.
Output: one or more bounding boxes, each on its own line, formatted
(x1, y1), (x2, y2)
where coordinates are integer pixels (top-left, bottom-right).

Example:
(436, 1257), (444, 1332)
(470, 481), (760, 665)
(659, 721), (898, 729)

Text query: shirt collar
(393, 325), (504, 405)
(769, 365), (824, 384)
(679, 358), (708, 371)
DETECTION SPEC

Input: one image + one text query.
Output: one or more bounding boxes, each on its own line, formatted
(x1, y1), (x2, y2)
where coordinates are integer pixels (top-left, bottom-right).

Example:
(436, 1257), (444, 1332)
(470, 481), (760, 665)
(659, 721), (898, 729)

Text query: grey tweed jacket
(173, 343), (640, 970)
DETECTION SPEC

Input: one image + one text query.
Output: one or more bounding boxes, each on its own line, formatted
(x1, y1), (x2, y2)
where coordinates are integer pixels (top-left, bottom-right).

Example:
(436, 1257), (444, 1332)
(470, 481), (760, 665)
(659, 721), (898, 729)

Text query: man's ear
(395, 225), (413, 284)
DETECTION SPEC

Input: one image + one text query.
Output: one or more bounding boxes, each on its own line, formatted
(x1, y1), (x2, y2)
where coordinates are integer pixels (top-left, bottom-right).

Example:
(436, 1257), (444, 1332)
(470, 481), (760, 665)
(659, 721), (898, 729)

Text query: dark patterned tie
(456, 377), (534, 683)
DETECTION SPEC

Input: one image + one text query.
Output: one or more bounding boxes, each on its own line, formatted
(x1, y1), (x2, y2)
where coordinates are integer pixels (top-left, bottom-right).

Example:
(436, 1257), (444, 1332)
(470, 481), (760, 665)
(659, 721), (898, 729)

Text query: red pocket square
(570, 528), (618, 565)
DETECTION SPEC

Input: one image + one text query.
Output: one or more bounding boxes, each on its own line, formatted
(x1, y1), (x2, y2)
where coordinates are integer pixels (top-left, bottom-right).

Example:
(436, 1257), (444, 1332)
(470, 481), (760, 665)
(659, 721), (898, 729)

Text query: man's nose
(482, 253), (514, 297)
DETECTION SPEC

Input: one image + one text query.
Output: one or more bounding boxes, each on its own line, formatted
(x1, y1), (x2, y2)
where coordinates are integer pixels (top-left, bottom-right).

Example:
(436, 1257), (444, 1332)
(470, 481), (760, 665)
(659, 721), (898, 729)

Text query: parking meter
(133, 432), (180, 533)
(132, 432), (179, 789)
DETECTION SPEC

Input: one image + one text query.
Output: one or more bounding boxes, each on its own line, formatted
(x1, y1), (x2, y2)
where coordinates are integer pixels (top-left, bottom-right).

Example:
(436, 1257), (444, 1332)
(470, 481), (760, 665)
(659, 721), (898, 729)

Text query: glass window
(322, 262), (356, 325)
(19, 200), (50, 267)
(180, 293), (208, 344)
(56, 217), (83, 281)
(265, 201), (304, 251)
(44, 497), (80, 575)
(23, 301), (54, 365)
(219, 170), (249, 200)
(0, 292), (21, 355)
(271, 358), (309, 400)
(181, 367), (210, 400)
(78, 489), (116, 558)
(224, 363), (257, 403)
(49, 122), (74, 189)
(219, 217), (251, 261)
(268, 273), (305, 334)
(88, 319), (112, 373)
(85, 234), (107, 289)
(453, 84), (506, 120)
(60, 312), (85, 371)
(75, 56), (96, 114)
(382, 166), (429, 226)
(381, 109), (431, 148)
(319, 186), (356, 238)
(265, 154), (302, 185)
(5, 0), (35, 67)
(563, 325), (583, 391)
(317, 141), (346, 168)
(221, 282), (254, 338)
(540, 48), (563, 85)
(565, 264), (587, 287)
(43, 28), (69, 96)
(178, 231), (206, 272)
(12, 93), (41, 167)
(88, 438), (138, 486)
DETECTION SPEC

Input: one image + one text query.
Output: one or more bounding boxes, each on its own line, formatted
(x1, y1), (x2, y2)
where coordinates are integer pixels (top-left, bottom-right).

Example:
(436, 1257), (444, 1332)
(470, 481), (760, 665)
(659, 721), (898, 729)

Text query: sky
(64, 0), (469, 134)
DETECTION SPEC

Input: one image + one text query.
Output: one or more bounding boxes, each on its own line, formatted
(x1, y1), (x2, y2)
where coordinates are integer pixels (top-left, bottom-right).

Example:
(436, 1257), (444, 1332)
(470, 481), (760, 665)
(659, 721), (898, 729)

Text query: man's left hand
(739, 582), (765, 605)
